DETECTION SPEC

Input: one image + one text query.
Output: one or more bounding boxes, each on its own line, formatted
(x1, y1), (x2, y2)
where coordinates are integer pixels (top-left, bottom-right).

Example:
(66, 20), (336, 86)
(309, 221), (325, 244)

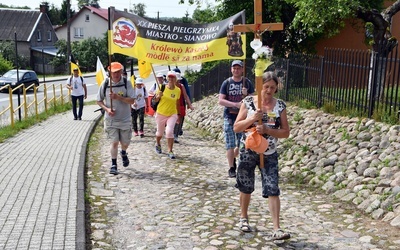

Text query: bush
(0, 54), (13, 75)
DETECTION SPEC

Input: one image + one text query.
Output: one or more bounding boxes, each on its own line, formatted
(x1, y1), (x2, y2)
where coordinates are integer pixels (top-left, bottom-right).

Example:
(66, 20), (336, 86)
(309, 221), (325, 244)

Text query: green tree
(0, 3), (30, 9)
(284, 0), (400, 51)
(51, 34), (126, 74)
(0, 41), (30, 69)
(0, 54), (14, 74)
(46, 3), (62, 25)
(182, 0), (400, 55)
(60, 0), (75, 25)
(192, 4), (219, 23)
(130, 3), (146, 17)
(77, 0), (100, 9)
(73, 37), (107, 71)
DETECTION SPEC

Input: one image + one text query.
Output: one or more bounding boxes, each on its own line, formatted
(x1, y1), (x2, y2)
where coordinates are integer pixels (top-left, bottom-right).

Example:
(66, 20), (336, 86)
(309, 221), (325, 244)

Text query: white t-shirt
(67, 75), (85, 96)
(132, 86), (148, 110)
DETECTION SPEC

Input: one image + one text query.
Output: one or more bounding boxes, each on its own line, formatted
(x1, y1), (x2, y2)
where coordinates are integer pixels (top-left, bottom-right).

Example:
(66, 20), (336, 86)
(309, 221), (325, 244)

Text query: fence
(275, 41), (400, 119)
(191, 59), (256, 101)
(192, 41), (400, 121)
(0, 83), (71, 128)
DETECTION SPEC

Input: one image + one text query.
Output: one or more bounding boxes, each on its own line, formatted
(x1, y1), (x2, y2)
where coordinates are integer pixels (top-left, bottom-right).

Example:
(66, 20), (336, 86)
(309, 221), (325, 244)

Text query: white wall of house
(56, 9), (107, 42)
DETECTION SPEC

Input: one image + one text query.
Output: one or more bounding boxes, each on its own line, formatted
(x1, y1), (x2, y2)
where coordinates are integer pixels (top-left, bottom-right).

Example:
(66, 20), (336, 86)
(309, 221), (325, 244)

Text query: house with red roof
(55, 6), (109, 42)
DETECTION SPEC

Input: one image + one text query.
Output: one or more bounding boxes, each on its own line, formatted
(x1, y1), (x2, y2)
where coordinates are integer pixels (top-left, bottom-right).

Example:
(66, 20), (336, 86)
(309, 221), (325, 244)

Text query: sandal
(238, 218), (252, 232)
(271, 229), (290, 240)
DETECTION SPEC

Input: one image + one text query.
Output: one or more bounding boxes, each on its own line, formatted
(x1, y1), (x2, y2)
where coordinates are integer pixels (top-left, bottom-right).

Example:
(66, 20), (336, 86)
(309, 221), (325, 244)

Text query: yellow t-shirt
(156, 85), (181, 116)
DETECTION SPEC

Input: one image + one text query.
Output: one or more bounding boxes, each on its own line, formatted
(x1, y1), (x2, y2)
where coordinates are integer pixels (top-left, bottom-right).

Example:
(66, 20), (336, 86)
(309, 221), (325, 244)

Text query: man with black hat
(218, 60), (254, 178)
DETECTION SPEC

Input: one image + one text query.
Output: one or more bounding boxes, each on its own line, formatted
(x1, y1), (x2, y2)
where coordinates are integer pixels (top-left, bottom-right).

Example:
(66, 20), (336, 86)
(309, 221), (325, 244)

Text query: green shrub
(0, 54), (13, 74)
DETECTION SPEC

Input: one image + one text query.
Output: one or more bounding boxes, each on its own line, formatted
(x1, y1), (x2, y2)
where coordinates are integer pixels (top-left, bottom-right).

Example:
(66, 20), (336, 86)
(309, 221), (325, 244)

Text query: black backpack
(69, 75), (84, 86)
(103, 77), (128, 96)
(150, 84), (166, 111)
(97, 77), (128, 114)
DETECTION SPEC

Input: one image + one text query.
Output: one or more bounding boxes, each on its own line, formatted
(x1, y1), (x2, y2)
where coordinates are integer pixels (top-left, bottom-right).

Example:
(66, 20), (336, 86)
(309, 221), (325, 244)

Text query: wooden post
(233, 0), (283, 168)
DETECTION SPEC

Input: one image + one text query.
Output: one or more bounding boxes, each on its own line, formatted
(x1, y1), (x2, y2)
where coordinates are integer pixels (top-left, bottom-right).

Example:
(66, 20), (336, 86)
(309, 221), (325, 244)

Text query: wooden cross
(233, 0), (283, 168)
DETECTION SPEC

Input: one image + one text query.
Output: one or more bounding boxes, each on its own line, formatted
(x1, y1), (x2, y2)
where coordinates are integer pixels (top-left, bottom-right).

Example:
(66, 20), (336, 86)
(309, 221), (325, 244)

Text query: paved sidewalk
(0, 105), (101, 250)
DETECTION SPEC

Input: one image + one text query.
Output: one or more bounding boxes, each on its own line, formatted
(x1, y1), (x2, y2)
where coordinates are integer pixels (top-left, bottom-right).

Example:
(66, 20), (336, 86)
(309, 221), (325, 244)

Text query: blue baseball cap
(231, 60), (243, 67)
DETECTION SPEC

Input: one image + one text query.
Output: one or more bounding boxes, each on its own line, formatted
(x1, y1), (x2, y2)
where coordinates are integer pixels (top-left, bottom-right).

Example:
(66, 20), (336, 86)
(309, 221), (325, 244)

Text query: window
(37, 30), (42, 42)
(47, 30), (52, 42)
(74, 27), (84, 38)
(85, 14), (90, 22)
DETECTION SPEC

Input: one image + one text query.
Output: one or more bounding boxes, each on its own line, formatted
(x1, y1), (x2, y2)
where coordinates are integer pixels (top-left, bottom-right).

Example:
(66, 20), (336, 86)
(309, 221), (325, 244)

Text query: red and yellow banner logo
(109, 9), (246, 65)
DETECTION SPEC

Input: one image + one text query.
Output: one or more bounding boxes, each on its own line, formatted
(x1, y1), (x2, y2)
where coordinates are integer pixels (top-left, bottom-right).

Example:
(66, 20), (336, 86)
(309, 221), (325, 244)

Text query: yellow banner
(108, 9), (246, 65)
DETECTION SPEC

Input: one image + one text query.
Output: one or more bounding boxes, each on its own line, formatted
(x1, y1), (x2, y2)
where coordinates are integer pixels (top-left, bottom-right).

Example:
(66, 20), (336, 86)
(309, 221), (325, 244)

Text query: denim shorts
(223, 118), (242, 149)
(236, 149), (280, 198)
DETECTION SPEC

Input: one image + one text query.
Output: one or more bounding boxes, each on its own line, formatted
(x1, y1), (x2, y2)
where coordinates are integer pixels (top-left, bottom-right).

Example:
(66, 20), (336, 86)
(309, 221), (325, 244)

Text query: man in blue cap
(218, 60), (254, 178)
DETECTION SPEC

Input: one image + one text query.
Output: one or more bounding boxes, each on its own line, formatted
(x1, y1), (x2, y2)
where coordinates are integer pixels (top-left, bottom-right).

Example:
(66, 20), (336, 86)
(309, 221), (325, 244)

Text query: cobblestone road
(88, 116), (400, 250)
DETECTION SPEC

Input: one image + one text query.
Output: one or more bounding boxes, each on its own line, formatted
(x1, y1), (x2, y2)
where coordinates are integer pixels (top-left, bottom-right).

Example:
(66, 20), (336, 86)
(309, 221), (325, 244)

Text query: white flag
(95, 57), (107, 86)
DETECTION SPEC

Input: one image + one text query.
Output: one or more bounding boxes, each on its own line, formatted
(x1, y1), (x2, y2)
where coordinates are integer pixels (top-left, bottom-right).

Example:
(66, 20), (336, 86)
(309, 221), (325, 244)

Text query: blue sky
(0, 0), (216, 18)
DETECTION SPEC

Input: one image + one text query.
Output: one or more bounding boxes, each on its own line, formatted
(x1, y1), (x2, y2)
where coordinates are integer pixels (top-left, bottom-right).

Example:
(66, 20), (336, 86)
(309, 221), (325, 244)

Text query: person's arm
(182, 78), (191, 101)
(233, 102), (261, 133)
(176, 88), (181, 119)
(110, 92), (135, 104)
(176, 99), (181, 117)
(149, 83), (157, 95)
(66, 77), (72, 90)
(181, 85), (194, 110)
(83, 83), (87, 99)
(218, 93), (241, 109)
(257, 109), (290, 138)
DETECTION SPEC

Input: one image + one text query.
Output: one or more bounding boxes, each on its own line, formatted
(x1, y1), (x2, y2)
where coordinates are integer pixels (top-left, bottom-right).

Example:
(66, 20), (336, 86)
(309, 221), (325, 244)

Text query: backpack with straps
(150, 84), (166, 111)
(69, 75), (84, 86)
(102, 77), (128, 97)
(98, 77), (128, 115)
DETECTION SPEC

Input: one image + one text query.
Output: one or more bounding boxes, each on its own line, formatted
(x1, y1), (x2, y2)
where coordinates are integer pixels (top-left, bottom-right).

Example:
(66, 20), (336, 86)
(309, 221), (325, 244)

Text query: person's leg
(120, 128), (132, 167)
(240, 192), (251, 219)
(110, 141), (119, 159)
(155, 114), (167, 153)
(224, 119), (236, 177)
(179, 115), (185, 135)
(105, 122), (119, 174)
(173, 122), (180, 142)
(109, 140), (119, 174)
(260, 153), (290, 239)
(77, 95), (84, 119)
(131, 109), (138, 134)
(269, 196), (281, 230)
(138, 107), (145, 136)
(165, 114), (178, 158)
(71, 95), (78, 119)
(236, 149), (256, 232)
(227, 148), (235, 168)
(234, 132), (242, 159)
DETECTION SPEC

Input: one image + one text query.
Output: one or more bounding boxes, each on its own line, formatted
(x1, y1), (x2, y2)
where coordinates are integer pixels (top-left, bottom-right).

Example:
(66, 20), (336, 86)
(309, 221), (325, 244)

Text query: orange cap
(108, 62), (124, 72)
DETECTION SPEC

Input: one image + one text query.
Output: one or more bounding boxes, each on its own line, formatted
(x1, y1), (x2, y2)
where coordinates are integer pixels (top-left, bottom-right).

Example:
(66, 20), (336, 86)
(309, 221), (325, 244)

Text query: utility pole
(67, 0), (71, 74)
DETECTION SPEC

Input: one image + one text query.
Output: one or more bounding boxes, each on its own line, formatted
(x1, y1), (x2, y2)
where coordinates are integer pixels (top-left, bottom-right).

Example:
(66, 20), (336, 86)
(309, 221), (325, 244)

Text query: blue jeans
(71, 95), (84, 119)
